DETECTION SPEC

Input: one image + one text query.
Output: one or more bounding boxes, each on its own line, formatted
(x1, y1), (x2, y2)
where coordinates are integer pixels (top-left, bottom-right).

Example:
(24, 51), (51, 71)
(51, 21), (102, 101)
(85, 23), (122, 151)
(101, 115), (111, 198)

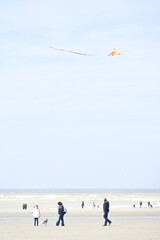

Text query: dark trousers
(34, 217), (39, 226)
(103, 211), (111, 226)
(56, 213), (65, 226)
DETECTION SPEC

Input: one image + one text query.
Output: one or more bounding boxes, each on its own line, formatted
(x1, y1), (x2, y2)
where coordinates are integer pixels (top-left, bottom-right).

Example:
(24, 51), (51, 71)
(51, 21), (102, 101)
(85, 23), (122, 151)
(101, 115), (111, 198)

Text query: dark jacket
(103, 200), (110, 212)
(58, 205), (64, 214)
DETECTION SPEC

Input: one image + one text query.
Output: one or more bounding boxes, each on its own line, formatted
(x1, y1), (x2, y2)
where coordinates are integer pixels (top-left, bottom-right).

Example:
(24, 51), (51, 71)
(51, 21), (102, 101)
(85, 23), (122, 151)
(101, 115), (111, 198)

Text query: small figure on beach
(93, 202), (96, 208)
(81, 201), (84, 209)
(148, 202), (153, 207)
(22, 203), (27, 210)
(133, 204), (136, 208)
(56, 202), (66, 226)
(103, 198), (112, 226)
(139, 201), (142, 208)
(32, 205), (41, 226)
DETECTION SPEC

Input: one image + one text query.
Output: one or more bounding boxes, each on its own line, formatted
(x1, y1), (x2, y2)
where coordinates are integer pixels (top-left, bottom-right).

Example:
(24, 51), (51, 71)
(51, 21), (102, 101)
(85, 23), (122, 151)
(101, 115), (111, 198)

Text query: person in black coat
(56, 202), (65, 226)
(81, 201), (84, 209)
(103, 198), (112, 226)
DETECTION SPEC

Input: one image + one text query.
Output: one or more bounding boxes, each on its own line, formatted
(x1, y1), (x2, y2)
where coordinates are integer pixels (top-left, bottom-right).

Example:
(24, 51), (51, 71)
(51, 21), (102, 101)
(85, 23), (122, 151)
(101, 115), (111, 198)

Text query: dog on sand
(41, 219), (48, 226)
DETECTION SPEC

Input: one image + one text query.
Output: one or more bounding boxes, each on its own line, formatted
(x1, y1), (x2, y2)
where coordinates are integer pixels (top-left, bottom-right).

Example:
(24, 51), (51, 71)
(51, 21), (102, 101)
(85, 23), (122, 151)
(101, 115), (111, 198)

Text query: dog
(41, 219), (48, 226)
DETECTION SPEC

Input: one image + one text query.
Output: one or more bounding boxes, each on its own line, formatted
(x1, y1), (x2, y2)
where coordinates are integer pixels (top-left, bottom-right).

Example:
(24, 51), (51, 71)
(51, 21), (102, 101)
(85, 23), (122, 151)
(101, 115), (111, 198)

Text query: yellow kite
(108, 48), (123, 56)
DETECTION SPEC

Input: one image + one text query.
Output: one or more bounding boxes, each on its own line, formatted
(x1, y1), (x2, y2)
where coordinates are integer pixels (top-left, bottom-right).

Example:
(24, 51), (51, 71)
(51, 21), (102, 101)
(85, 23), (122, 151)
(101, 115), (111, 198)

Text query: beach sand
(0, 190), (160, 240)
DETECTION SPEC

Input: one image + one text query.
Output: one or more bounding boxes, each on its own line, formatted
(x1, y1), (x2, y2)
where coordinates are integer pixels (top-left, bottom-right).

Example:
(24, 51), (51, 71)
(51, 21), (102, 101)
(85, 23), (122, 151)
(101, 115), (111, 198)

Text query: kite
(50, 46), (123, 56)
(107, 48), (123, 56)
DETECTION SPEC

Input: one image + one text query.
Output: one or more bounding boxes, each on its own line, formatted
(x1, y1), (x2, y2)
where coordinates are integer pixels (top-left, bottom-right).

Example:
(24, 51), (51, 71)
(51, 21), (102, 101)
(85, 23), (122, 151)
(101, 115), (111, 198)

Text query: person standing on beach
(103, 198), (112, 226)
(81, 201), (84, 209)
(32, 205), (41, 226)
(56, 202), (66, 226)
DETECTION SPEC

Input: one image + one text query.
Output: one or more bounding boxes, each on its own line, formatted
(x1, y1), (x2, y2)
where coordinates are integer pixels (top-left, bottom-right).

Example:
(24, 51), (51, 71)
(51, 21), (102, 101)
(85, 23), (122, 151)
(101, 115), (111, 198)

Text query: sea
(0, 188), (160, 208)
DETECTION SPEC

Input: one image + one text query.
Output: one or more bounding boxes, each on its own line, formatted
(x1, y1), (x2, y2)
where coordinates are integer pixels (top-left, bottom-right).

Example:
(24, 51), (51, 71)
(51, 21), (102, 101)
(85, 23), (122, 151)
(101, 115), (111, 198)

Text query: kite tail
(50, 46), (99, 56)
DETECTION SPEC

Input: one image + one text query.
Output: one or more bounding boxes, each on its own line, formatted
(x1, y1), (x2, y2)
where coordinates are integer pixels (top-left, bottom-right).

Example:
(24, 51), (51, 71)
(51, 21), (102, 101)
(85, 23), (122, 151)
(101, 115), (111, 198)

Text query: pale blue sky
(0, 0), (160, 189)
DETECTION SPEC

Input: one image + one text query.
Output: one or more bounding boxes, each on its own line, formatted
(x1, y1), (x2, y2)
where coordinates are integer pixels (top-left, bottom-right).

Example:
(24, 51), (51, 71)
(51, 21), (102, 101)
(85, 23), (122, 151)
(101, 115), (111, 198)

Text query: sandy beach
(0, 189), (160, 240)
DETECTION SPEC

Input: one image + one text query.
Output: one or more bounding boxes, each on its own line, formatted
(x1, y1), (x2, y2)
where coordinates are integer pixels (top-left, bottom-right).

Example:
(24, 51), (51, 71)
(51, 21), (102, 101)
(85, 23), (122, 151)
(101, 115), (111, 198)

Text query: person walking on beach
(103, 198), (112, 226)
(56, 202), (66, 226)
(32, 205), (41, 226)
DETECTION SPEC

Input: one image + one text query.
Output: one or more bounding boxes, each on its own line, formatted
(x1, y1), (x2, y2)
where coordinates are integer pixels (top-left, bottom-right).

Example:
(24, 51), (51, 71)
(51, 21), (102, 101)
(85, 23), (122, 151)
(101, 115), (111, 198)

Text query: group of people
(32, 198), (112, 227)
(81, 201), (99, 209)
(133, 201), (153, 208)
(32, 202), (67, 227)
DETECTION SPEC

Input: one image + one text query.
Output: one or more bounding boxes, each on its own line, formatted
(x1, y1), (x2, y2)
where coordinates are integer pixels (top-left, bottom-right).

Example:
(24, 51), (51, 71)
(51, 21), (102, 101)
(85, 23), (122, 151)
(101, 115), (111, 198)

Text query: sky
(0, 0), (160, 189)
